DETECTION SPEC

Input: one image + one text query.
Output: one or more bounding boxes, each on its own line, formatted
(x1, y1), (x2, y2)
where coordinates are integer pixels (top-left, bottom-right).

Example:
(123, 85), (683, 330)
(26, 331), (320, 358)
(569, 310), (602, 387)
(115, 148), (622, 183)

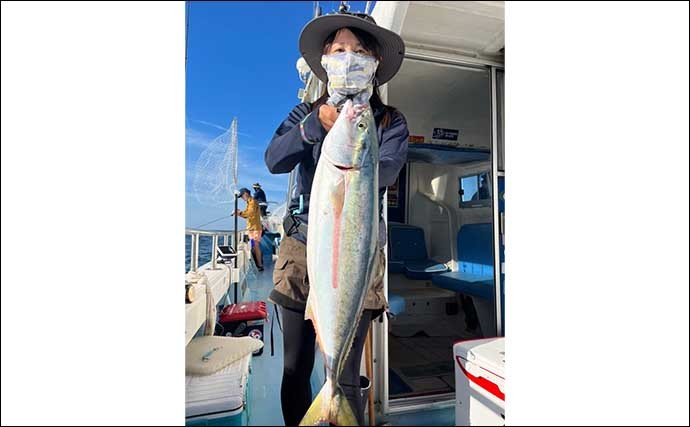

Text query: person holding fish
(265, 9), (408, 426)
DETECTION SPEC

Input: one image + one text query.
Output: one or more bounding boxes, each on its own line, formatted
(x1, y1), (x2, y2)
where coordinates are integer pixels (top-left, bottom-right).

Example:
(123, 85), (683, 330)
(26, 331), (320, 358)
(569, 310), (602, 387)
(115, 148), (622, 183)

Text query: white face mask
(321, 51), (379, 106)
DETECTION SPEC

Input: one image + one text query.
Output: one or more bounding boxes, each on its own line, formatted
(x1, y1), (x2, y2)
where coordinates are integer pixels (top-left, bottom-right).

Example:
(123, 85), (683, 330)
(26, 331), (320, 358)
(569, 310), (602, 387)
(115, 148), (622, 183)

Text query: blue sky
(186, 1), (373, 230)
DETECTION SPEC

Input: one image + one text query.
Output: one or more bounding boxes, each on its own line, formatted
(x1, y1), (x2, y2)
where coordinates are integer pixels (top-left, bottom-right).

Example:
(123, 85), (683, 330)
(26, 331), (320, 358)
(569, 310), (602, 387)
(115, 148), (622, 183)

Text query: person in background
(234, 188), (264, 271)
(252, 182), (268, 217)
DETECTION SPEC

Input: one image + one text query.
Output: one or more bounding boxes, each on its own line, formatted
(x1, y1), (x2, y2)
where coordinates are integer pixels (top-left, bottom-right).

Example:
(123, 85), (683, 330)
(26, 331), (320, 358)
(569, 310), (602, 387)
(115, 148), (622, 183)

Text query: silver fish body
(301, 99), (379, 426)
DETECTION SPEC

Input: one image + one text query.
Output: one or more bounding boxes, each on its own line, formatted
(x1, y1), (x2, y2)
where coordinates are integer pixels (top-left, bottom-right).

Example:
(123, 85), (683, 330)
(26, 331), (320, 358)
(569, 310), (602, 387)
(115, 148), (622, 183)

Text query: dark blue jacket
(265, 101), (409, 245)
(252, 188), (267, 204)
(253, 187), (268, 216)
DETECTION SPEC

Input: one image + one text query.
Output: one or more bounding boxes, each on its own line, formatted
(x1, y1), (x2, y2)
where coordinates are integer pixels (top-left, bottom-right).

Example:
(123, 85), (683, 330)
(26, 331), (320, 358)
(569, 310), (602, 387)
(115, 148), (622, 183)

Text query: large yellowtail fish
(301, 99), (379, 426)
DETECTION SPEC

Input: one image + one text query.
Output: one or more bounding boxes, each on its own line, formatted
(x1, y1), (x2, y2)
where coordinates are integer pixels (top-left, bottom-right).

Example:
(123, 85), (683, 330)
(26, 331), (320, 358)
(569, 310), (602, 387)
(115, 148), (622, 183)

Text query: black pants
(280, 306), (373, 426)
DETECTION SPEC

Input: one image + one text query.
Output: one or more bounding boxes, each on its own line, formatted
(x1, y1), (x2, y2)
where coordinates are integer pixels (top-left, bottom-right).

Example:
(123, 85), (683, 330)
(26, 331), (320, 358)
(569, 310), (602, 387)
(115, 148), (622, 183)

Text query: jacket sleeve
(378, 111), (409, 188)
(264, 103), (327, 174)
(238, 199), (259, 219)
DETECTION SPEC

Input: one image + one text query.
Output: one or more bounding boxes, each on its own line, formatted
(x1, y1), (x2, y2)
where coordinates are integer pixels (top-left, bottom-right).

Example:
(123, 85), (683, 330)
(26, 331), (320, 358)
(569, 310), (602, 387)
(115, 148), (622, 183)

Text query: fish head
(321, 99), (377, 171)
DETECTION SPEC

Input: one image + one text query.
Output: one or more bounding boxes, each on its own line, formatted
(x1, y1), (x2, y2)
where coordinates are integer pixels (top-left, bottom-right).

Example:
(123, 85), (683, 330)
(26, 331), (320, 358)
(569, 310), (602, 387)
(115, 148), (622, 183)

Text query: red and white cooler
(217, 301), (268, 356)
(454, 337), (505, 426)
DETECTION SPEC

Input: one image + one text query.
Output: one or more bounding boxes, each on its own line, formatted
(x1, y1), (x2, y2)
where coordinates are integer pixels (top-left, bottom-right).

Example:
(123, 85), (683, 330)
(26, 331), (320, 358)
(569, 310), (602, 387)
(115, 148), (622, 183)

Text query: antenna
(185, 0), (191, 70)
(230, 117), (238, 195)
(364, 1), (372, 15)
(230, 116), (239, 304)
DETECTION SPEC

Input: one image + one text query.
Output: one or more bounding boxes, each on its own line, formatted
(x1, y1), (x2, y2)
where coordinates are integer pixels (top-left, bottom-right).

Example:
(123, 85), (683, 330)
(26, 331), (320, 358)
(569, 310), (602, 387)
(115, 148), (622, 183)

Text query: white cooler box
(186, 353), (252, 426)
(454, 337), (505, 426)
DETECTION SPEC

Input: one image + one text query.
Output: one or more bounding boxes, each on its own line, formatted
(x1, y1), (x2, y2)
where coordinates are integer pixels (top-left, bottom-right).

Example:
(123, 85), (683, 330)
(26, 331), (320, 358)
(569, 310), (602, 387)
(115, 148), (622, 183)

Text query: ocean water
(185, 235), (213, 272)
(185, 234), (236, 272)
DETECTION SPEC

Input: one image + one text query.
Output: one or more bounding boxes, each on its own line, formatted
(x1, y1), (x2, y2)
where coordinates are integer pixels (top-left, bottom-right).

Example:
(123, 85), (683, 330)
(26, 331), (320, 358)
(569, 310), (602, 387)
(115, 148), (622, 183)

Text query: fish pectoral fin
(330, 177), (346, 217)
(305, 298), (314, 321)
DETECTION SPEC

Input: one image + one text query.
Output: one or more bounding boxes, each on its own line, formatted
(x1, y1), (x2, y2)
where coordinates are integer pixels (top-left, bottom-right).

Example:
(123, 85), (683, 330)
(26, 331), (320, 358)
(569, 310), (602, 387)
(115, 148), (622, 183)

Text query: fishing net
(192, 118), (238, 207)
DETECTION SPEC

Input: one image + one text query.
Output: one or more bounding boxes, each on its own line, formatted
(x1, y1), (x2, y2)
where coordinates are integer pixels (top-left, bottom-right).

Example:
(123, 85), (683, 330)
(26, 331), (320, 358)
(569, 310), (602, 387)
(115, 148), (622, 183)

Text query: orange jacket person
(235, 187), (264, 271)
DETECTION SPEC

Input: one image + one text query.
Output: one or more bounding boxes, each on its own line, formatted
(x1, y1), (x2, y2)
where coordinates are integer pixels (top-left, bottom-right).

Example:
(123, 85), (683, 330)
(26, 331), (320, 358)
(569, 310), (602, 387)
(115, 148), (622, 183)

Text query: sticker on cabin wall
(432, 127), (459, 141)
(408, 135), (425, 144)
(388, 176), (399, 208)
(387, 192), (399, 208)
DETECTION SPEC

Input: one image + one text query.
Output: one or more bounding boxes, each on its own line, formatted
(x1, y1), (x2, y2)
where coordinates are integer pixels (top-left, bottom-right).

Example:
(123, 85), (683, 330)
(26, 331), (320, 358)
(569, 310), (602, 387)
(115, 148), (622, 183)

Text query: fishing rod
(193, 214), (229, 230)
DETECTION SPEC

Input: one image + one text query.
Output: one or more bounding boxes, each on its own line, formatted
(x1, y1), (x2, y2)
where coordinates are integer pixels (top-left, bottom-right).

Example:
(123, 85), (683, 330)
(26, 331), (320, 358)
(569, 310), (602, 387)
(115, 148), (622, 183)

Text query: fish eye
(357, 122), (366, 130)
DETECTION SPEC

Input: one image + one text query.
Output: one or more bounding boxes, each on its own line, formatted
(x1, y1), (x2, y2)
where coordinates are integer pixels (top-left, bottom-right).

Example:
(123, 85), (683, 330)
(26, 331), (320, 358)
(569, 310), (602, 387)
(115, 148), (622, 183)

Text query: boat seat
(388, 260), (405, 274)
(186, 351), (252, 425)
(432, 272), (494, 300)
(431, 223), (494, 300)
(388, 292), (406, 316)
(403, 259), (449, 280)
(388, 223), (448, 280)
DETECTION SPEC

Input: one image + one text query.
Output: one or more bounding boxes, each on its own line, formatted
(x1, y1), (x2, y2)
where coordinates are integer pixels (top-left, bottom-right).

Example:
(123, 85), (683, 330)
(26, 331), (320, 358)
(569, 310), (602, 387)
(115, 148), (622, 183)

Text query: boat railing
(185, 228), (248, 272)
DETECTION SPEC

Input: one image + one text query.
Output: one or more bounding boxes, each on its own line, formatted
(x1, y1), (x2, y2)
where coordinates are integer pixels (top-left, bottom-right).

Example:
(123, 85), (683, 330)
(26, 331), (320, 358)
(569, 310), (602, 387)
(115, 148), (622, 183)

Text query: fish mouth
(322, 152), (358, 171)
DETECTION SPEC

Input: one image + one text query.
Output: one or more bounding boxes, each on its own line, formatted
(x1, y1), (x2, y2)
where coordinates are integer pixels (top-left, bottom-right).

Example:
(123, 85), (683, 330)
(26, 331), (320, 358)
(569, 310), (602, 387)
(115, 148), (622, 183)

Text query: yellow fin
(299, 380), (358, 426)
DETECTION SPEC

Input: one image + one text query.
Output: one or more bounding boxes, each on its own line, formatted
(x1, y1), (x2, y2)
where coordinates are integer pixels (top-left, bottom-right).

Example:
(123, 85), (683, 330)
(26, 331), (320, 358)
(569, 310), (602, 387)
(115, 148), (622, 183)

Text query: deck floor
(241, 252), (286, 426)
(241, 247), (454, 426)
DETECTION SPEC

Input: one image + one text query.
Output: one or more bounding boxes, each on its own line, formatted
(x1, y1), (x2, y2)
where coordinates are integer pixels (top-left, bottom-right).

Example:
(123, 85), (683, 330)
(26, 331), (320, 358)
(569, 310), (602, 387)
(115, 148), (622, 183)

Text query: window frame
(459, 171), (492, 208)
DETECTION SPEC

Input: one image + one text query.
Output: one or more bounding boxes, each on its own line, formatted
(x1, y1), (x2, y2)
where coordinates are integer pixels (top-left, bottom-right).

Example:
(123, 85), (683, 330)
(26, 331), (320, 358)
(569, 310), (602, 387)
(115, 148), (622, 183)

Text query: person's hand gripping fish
(318, 100), (367, 131)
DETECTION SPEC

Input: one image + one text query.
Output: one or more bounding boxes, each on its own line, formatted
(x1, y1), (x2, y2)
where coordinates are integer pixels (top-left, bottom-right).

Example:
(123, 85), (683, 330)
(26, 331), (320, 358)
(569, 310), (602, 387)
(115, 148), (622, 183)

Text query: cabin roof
(373, 1), (505, 63)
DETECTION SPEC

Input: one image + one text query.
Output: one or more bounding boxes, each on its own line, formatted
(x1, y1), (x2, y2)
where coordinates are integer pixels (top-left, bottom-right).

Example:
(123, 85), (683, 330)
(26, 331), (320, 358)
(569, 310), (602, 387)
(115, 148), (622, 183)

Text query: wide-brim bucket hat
(298, 12), (405, 85)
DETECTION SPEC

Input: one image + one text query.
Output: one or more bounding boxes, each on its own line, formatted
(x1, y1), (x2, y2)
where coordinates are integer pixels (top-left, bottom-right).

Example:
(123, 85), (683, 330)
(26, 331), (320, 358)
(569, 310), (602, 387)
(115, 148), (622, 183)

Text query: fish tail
(299, 379), (358, 426)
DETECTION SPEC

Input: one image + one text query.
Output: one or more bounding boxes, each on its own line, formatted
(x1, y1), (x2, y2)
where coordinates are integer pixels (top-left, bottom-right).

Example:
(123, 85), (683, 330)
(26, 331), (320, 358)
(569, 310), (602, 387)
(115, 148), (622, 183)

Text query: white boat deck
(185, 265), (231, 345)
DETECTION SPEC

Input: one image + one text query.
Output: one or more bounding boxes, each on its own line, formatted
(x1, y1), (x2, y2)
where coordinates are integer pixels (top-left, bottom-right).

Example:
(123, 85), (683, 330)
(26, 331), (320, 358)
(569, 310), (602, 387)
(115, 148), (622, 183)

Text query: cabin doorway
(374, 56), (503, 410)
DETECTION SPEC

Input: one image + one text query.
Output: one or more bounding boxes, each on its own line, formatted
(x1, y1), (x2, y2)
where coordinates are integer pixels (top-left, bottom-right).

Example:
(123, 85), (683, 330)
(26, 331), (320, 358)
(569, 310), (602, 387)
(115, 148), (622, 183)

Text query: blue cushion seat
(403, 260), (449, 280)
(432, 272), (494, 300)
(388, 260), (405, 274)
(431, 223), (495, 300)
(388, 223), (448, 280)
(388, 292), (406, 316)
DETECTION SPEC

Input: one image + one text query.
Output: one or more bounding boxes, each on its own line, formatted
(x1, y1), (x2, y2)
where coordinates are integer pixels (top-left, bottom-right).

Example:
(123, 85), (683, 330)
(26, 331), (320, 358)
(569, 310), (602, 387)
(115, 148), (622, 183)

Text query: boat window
(460, 172), (491, 207)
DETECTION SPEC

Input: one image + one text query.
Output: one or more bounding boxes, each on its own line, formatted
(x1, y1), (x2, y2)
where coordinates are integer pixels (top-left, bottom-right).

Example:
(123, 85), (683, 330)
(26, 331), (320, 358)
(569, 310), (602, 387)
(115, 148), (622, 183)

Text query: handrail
(185, 228), (248, 273)
(185, 228), (244, 236)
